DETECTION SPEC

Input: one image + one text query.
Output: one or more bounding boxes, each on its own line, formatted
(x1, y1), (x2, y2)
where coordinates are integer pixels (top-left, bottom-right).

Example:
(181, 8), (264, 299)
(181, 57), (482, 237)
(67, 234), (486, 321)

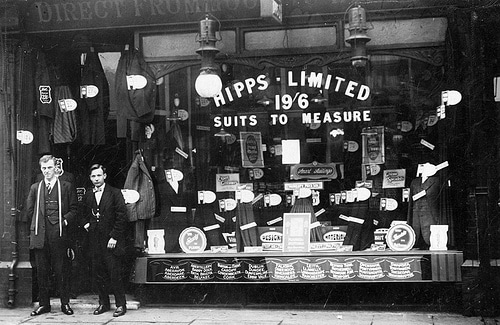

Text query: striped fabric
(53, 86), (77, 144)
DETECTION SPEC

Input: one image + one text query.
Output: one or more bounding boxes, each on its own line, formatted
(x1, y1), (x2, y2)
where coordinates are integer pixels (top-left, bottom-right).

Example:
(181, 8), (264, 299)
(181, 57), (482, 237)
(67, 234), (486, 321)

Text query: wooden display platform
(131, 250), (463, 284)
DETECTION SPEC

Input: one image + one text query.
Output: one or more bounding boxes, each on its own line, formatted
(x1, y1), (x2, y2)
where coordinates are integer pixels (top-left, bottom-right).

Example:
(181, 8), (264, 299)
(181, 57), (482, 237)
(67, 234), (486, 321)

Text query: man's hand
(107, 238), (117, 249)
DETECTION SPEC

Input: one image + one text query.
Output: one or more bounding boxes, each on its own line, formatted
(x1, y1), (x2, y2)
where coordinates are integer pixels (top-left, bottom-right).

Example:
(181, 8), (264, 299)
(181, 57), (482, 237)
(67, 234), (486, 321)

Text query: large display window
(131, 53), (454, 260)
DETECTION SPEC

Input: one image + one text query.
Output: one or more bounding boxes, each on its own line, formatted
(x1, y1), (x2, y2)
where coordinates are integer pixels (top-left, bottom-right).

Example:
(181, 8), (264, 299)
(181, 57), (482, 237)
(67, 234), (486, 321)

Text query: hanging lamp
(345, 4), (371, 68)
(195, 15), (223, 98)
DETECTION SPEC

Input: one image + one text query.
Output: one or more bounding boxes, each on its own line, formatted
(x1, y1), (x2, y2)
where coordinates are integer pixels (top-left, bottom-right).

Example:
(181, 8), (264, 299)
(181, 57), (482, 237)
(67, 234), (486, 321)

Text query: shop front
(0, 0), (498, 316)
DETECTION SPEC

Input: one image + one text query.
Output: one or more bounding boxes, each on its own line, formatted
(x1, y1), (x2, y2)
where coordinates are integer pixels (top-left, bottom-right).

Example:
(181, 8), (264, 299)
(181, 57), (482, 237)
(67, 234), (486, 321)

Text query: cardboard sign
(361, 126), (385, 165)
(290, 162), (337, 180)
(121, 189), (140, 204)
(178, 227), (207, 253)
(216, 173), (240, 192)
(126, 75), (148, 90)
(282, 213), (311, 253)
(240, 132), (264, 168)
(382, 169), (406, 188)
(147, 229), (165, 254)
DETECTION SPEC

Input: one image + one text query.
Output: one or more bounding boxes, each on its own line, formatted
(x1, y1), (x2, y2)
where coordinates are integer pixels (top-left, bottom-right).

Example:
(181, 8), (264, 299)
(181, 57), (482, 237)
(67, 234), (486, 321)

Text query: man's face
(41, 159), (56, 181)
(90, 168), (106, 188)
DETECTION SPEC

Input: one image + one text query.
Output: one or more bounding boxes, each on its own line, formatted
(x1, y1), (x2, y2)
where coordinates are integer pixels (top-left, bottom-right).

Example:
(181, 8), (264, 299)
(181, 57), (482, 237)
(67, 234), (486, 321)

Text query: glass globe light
(195, 70), (222, 98)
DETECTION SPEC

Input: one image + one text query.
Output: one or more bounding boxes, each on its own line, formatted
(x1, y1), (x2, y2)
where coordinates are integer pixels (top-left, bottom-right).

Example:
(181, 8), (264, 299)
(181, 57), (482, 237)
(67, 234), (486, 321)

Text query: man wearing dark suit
(26, 155), (78, 316)
(81, 164), (128, 317)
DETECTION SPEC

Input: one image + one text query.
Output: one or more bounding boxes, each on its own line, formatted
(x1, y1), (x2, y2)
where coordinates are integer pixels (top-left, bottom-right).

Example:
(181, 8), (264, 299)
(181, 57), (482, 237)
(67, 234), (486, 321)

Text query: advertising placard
(216, 173), (240, 192)
(282, 213), (311, 253)
(362, 126), (385, 165)
(240, 132), (264, 168)
(382, 169), (406, 188)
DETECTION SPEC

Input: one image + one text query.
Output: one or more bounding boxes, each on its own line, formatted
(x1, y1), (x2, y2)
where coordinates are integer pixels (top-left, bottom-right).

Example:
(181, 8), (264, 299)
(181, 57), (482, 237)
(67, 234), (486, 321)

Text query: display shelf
(131, 250), (463, 284)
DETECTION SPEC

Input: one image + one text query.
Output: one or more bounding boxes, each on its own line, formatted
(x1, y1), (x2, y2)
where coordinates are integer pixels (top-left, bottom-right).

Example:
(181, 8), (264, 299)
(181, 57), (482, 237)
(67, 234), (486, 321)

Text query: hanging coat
(123, 152), (156, 222)
(53, 86), (77, 144)
(79, 49), (110, 145)
(115, 47), (156, 138)
(34, 51), (54, 153)
(163, 122), (186, 169)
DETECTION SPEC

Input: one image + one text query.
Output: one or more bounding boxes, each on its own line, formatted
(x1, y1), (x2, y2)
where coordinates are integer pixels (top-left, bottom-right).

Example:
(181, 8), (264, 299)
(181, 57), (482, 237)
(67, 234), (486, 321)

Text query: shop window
(141, 30), (236, 60)
(142, 53), (451, 254)
(244, 27), (337, 51)
(360, 18), (448, 46)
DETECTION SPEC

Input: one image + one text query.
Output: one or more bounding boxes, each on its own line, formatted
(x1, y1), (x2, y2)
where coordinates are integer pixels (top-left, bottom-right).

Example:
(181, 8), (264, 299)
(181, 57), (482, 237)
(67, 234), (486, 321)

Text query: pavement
(0, 295), (497, 325)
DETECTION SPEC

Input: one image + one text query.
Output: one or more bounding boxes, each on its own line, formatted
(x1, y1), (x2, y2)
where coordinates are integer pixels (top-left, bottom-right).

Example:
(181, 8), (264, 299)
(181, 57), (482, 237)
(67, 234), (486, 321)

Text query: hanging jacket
(163, 122), (186, 169)
(34, 50), (54, 153)
(123, 152), (156, 222)
(115, 47), (156, 138)
(53, 86), (77, 144)
(79, 49), (109, 145)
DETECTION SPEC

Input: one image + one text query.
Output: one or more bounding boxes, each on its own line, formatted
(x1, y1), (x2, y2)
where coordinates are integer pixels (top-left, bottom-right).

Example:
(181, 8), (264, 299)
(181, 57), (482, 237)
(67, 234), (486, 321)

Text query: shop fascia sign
(24, 0), (261, 32)
(213, 70), (371, 128)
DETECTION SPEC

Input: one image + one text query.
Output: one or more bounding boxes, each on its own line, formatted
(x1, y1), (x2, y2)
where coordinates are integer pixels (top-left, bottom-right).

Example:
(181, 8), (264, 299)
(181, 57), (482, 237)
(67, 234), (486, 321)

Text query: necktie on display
(46, 182), (51, 193)
(93, 186), (103, 192)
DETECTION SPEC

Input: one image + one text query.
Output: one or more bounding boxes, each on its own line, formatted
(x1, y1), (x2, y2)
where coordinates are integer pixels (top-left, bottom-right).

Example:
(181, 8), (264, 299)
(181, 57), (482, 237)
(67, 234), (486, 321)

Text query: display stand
(131, 250), (462, 284)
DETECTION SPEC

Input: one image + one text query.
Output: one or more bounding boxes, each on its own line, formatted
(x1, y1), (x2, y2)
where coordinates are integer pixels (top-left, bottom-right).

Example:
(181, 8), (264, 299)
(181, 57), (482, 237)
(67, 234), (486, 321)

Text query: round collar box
(386, 223), (416, 251)
(179, 227), (207, 253)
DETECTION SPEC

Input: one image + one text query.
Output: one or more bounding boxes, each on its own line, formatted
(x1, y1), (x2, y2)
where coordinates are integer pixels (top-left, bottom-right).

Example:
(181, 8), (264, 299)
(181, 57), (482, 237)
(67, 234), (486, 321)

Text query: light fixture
(214, 127), (231, 138)
(311, 90), (328, 104)
(195, 14), (223, 98)
(166, 93), (182, 121)
(257, 95), (274, 106)
(345, 4), (371, 68)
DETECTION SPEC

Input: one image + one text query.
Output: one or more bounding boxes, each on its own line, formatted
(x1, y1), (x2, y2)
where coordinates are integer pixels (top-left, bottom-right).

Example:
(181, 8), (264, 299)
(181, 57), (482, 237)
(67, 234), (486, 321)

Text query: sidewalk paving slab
(0, 306), (495, 325)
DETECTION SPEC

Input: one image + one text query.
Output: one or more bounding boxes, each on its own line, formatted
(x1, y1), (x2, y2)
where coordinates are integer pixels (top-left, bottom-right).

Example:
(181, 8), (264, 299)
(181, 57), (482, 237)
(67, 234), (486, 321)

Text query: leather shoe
(61, 304), (73, 315)
(93, 304), (110, 315)
(30, 305), (51, 316)
(113, 305), (126, 317)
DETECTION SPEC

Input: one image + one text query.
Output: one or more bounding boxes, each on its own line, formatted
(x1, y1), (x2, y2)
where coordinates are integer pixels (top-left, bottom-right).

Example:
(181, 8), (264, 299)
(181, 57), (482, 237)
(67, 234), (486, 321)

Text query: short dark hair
(39, 154), (56, 166)
(89, 164), (106, 175)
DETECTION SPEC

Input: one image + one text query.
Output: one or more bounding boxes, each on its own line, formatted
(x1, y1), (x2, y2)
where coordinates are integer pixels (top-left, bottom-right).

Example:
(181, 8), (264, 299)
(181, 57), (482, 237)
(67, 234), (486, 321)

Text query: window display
(127, 55), (452, 256)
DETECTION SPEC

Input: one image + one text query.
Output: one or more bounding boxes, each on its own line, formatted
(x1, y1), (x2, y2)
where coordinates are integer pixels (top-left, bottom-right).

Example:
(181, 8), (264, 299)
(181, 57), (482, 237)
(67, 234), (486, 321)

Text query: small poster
(282, 213), (311, 253)
(361, 126), (385, 165)
(216, 173), (240, 192)
(240, 132), (264, 168)
(147, 229), (165, 254)
(382, 169), (406, 188)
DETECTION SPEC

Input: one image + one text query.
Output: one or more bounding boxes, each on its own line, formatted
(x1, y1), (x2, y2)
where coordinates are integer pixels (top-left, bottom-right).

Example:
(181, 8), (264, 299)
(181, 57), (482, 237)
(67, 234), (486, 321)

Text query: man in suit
(26, 155), (78, 316)
(81, 164), (128, 317)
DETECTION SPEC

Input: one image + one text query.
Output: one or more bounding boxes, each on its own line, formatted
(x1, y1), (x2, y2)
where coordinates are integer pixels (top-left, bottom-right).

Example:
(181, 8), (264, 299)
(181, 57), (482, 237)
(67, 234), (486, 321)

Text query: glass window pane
(245, 27), (337, 51)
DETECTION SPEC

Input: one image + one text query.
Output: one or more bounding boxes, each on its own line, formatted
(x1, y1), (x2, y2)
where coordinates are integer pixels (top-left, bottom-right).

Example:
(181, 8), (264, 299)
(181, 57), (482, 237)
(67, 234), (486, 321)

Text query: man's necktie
(46, 183), (51, 193)
(93, 187), (102, 193)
